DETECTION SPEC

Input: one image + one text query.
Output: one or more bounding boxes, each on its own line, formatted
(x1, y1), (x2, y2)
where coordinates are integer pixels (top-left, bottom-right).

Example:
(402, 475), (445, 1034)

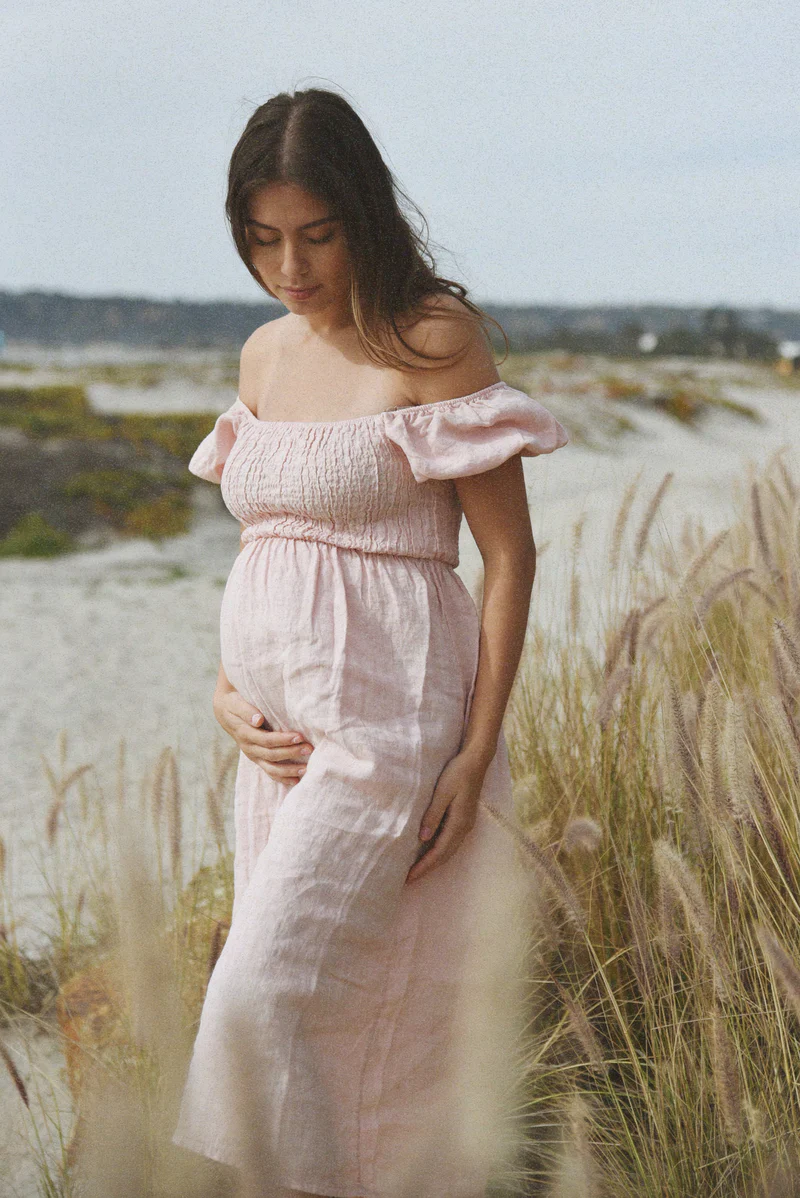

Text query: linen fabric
(171, 381), (568, 1196)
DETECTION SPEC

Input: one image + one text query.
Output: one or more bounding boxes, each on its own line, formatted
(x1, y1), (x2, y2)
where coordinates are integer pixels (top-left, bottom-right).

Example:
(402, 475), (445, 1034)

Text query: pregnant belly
(219, 535), (480, 755)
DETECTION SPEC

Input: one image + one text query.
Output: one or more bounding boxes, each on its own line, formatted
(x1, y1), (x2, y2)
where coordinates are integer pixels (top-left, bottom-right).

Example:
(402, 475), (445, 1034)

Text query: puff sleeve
(187, 400), (242, 484)
(383, 381), (569, 483)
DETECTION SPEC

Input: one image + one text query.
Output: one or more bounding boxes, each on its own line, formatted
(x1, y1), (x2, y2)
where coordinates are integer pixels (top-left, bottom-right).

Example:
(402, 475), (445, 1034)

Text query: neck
(295, 297), (354, 340)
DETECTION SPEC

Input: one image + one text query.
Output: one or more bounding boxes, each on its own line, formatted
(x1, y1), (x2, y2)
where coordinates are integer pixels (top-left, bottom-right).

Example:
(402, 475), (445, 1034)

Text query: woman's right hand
(213, 688), (314, 784)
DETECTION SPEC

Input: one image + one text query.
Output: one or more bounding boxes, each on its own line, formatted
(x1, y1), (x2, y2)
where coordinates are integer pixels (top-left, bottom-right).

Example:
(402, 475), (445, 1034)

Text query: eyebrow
(245, 217), (337, 231)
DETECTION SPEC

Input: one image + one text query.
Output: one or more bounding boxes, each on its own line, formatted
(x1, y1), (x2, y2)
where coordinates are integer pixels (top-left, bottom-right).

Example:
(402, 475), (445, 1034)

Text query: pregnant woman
(172, 87), (568, 1198)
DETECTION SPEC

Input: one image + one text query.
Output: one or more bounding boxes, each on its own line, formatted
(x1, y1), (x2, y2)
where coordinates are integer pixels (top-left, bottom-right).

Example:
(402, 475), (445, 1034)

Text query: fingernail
(420, 826), (431, 840)
(251, 713), (261, 725)
(301, 747), (312, 757)
(298, 766), (306, 775)
(291, 735), (303, 744)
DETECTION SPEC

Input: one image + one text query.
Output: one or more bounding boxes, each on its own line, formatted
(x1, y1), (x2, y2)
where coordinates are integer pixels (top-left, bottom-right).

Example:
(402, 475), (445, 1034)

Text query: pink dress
(172, 380), (568, 1197)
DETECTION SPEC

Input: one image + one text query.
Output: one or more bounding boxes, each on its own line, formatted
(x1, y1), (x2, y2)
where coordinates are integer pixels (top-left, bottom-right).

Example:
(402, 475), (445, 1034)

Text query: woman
(172, 87), (568, 1198)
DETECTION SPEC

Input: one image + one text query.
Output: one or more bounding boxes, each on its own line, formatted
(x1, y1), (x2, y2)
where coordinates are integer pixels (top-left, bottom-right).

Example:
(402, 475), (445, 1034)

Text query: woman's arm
(399, 299), (538, 883)
(457, 454), (536, 765)
(406, 455), (535, 884)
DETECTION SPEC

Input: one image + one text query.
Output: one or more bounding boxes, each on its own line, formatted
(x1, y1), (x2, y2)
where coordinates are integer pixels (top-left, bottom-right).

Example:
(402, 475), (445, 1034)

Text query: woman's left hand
(405, 747), (490, 884)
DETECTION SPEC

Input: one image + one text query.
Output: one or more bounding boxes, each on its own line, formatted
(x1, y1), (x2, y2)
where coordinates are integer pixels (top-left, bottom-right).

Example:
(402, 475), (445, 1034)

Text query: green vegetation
(121, 490), (192, 539)
(61, 468), (193, 540)
(0, 385), (113, 440)
(0, 384), (218, 460)
(0, 385), (223, 554)
(598, 372), (763, 425)
(0, 512), (75, 557)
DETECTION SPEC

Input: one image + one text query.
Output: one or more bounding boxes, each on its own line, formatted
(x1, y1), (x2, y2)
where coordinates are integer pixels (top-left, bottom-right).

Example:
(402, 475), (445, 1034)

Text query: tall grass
(5, 446), (800, 1194)
(503, 445), (800, 1195)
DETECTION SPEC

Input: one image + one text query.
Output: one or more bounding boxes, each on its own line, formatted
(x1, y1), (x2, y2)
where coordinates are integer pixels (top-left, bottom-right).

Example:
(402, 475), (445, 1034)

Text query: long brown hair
(225, 87), (509, 372)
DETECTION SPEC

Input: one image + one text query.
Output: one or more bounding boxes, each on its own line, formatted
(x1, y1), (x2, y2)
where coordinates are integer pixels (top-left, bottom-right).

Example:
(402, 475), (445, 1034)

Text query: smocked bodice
(187, 381), (569, 568)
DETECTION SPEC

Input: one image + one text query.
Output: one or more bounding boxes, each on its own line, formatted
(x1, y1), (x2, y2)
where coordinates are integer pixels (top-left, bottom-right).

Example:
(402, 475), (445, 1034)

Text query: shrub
(0, 512), (74, 557)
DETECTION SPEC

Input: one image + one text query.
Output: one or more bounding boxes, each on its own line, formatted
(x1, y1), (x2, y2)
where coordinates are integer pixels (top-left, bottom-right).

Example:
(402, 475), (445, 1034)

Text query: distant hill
(1, 288), (797, 355)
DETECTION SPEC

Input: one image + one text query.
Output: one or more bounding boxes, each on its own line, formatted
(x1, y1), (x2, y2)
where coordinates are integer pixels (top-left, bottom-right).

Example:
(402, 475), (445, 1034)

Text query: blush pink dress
(171, 380), (568, 1197)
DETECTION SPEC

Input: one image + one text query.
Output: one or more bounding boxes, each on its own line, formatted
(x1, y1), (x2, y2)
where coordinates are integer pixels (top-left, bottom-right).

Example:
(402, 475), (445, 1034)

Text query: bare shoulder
(240, 314), (287, 362)
(238, 316), (288, 413)
(394, 292), (501, 406)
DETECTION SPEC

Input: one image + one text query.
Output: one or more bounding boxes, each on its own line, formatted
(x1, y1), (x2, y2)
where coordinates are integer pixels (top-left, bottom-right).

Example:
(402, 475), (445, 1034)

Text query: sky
(1, 0), (798, 308)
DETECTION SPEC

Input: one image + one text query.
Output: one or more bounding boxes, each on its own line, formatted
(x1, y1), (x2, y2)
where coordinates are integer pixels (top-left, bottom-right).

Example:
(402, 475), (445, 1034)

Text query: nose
(281, 239), (309, 280)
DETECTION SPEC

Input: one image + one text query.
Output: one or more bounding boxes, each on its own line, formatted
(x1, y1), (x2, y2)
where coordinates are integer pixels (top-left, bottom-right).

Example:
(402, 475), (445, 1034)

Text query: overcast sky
(1, 0), (797, 308)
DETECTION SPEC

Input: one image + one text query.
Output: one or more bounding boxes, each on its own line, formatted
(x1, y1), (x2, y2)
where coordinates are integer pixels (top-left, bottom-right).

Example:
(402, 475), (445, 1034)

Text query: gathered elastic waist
(239, 527), (458, 570)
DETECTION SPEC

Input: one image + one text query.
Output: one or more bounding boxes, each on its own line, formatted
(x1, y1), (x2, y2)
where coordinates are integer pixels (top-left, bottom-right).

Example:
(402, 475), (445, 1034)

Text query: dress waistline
(239, 528), (458, 569)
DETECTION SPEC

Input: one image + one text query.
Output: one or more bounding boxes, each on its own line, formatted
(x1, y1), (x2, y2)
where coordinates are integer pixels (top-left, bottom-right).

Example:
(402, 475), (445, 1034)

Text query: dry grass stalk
(44, 762), (92, 846)
(609, 470), (642, 575)
(596, 663), (632, 730)
(708, 1002), (745, 1144)
(0, 1036), (29, 1108)
(766, 476), (792, 522)
(626, 606), (641, 665)
(695, 567), (753, 625)
(557, 984), (608, 1075)
(773, 619), (800, 691)
(547, 1091), (601, 1198)
(755, 923), (800, 1026)
(57, 727), (68, 772)
(750, 770), (795, 893)
(603, 609), (636, 680)
(776, 695), (800, 767)
(751, 481), (777, 575)
(667, 682), (709, 854)
(724, 694), (759, 830)
(623, 873), (656, 1002)
(776, 454), (798, 503)
(653, 839), (734, 1000)
(770, 638), (795, 710)
(698, 675), (730, 823)
(0, 834), (5, 882)
(150, 745), (171, 827)
(568, 513), (586, 638)
(682, 528), (730, 591)
(560, 817), (603, 856)
(481, 802), (587, 931)
(164, 748), (183, 886)
(633, 471), (674, 567)
(45, 796), (64, 847)
(742, 578), (779, 609)
(206, 745), (238, 848)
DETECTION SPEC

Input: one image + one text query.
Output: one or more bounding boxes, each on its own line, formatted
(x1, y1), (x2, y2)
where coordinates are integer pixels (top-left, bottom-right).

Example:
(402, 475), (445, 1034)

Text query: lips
(283, 285), (320, 299)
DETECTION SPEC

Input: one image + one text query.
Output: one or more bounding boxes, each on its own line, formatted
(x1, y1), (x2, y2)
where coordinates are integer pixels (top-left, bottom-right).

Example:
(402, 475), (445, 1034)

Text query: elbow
(482, 544), (536, 585)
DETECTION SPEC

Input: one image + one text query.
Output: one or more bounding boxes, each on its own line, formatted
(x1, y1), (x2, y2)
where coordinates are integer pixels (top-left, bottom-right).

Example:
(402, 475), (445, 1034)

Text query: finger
(260, 736), (314, 762)
(418, 792), (454, 842)
(256, 759), (309, 781)
(233, 701), (271, 730)
(262, 729), (314, 750)
(244, 728), (314, 758)
(407, 816), (471, 884)
(263, 744), (313, 764)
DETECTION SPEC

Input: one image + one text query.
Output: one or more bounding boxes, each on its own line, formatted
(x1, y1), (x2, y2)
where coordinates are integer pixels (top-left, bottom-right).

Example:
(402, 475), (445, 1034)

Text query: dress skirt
(171, 534), (528, 1198)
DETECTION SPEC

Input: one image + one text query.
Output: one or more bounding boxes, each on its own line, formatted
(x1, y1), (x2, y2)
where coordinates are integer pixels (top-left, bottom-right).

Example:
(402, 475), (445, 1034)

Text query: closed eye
(253, 232), (335, 247)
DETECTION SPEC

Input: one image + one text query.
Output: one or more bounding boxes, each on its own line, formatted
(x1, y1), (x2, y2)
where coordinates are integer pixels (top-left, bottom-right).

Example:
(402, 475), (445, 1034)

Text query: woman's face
(245, 182), (351, 318)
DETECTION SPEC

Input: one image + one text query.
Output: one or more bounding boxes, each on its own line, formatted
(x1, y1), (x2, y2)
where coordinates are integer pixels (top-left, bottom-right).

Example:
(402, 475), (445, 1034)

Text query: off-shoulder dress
(171, 381), (569, 1197)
